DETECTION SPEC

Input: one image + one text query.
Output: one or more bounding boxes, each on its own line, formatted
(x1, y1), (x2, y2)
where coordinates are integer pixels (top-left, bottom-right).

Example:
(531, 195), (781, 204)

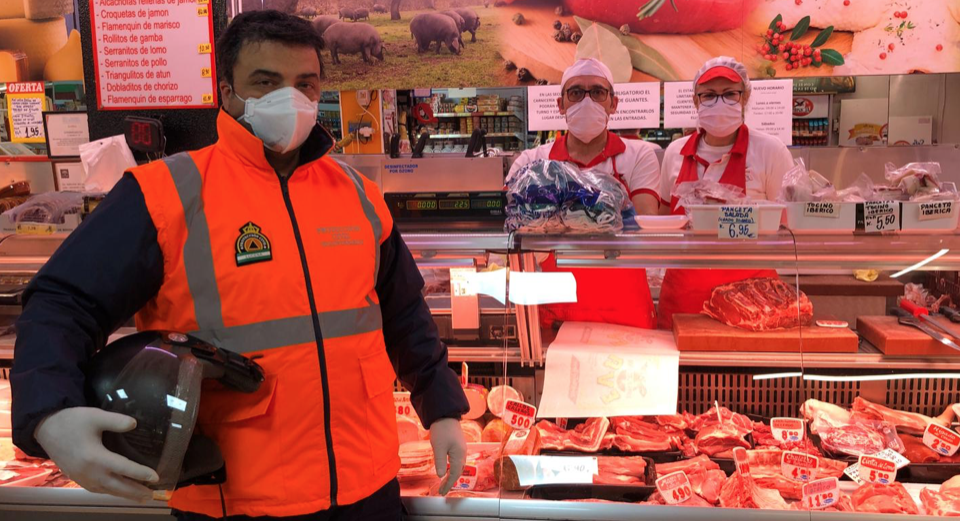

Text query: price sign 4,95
(503, 399), (537, 431)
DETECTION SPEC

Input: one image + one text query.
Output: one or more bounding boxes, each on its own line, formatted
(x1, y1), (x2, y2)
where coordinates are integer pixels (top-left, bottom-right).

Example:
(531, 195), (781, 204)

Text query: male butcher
(11, 10), (467, 520)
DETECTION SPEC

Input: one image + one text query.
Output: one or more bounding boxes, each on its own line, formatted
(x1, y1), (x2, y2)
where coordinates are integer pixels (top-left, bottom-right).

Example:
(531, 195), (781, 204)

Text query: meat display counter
(5, 230), (960, 519)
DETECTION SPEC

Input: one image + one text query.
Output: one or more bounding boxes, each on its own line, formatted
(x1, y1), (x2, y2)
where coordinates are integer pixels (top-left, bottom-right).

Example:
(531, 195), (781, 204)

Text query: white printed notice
(664, 82), (697, 129)
(538, 322), (679, 418)
(527, 83), (660, 131)
(509, 455), (598, 486)
(90, 0), (218, 110)
(745, 80), (793, 146)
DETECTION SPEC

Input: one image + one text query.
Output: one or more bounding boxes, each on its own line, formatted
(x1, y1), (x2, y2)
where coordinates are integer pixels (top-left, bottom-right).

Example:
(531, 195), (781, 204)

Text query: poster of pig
(237, 0), (960, 89)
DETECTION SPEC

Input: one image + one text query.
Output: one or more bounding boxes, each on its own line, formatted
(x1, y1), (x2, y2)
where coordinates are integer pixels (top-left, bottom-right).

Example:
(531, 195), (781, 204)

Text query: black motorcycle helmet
(84, 331), (264, 491)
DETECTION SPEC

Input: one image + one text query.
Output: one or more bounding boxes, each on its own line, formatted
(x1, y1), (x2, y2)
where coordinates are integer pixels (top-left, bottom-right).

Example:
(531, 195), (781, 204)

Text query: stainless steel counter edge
(402, 496), (500, 517)
(0, 487), (170, 512)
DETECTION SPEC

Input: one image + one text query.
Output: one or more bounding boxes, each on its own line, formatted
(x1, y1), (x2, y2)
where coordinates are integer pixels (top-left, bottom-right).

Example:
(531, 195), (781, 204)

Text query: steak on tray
(703, 278), (813, 331)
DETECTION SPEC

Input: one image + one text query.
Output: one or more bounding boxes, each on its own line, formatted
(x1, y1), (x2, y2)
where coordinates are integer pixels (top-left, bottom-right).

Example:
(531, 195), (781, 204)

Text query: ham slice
(920, 488), (960, 517)
(852, 482), (919, 515)
(535, 418), (610, 453)
(656, 455), (721, 476)
(719, 471), (790, 510)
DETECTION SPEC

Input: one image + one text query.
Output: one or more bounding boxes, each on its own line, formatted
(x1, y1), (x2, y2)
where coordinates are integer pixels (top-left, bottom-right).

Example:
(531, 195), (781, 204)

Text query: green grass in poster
(317, 7), (502, 90)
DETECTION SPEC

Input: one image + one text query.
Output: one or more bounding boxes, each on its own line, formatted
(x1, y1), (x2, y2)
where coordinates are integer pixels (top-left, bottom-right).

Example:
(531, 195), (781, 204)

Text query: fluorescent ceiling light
(891, 249), (950, 278)
(753, 372), (803, 380)
(803, 373), (960, 382)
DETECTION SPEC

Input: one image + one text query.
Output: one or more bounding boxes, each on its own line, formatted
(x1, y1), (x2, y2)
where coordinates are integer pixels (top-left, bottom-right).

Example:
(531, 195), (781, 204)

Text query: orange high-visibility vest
(131, 111), (399, 517)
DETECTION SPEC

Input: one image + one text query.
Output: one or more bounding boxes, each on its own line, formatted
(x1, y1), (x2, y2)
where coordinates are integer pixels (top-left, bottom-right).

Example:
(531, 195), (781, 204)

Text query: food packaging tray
(524, 456), (657, 502)
(900, 201), (959, 234)
(687, 204), (784, 235)
(542, 449), (682, 464)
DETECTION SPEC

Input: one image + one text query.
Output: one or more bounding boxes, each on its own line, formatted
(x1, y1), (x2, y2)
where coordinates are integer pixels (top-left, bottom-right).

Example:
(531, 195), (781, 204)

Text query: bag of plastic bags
(79, 135), (137, 193)
(2, 192), (83, 224)
(505, 159), (627, 234)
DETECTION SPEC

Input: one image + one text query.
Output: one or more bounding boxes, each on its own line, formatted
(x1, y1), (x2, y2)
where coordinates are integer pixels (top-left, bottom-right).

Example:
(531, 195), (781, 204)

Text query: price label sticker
(201, 67), (212, 78)
(198, 43), (212, 54)
(804, 202), (841, 219)
(771, 417), (805, 443)
(201, 93), (215, 104)
(197, 5), (209, 15)
(802, 477), (840, 510)
(16, 222), (57, 235)
(393, 392), (413, 417)
(197, 0), (209, 3)
(733, 447), (751, 477)
(460, 362), (469, 388)
(858, 455), (897, 485)
(719, 205), (758, 240)
(781, 451), (819, 483)
(503, 399), (536, 431)
(920, 201), (954, 222)
(556, 418), (568, 430)
(656, 471), (693, 505)
(923, 423), (960, 457)
(5, 82), (46, 144)
(864, 201), (899, 233)
(454, 463), (478, 490)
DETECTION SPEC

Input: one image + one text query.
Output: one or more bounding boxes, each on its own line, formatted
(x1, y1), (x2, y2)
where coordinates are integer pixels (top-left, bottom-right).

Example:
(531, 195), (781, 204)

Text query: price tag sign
(874, 448), (911, 469)
(509, 455), (598, 486)
(719, 206), (758, 240)
(864, 201), (899, 233)
(460, 362), (469, 388)
(16, 222), (57, 235)
(5, 82), (46, 144)
(804, 202), (841, 219)
(920, 201), (955, 222)
(733, 447), (751, 477)
(393, 392), (413, 417)
(656, 471), (693, 505)
(781, 451), (819, 483)
(923, 423), (960, 457)
(771, 417), (805, 443)
(802, 477), (840, 510)
(858, 455), (897, 485)
(454, 463), (478, 490)
(503, 399), (536, 431)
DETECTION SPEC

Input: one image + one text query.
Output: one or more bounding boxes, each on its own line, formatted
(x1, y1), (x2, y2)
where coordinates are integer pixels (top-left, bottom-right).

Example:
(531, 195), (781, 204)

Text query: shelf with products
(434, 111), (524, 119)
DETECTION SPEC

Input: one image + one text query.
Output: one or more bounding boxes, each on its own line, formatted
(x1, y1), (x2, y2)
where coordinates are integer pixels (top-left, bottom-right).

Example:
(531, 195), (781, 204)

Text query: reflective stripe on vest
(163, 153), (383, 354)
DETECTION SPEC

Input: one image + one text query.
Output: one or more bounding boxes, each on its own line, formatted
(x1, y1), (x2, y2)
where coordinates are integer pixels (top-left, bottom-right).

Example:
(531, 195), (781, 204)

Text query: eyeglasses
(565, 86), (610, 103)
(697, 91), (743, 107)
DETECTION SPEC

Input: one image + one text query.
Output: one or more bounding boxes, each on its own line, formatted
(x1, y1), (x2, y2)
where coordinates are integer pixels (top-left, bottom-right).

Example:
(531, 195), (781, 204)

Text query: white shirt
(659, 128), (794, 203)
(508, 133), (662, 204)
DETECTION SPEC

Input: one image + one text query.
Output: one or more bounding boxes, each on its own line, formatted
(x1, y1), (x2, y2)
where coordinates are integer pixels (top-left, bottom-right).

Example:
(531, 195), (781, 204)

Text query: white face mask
(697, 100), (744, 138)
(235, 87), (318, 154)
(565, 97), (609, 142)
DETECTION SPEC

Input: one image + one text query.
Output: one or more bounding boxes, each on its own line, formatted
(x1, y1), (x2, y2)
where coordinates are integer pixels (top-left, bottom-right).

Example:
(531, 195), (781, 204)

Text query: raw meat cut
(745, 449), (847, 500)
(718, 471), (790, 510)
(901, 434), (940, 463)
(801, 399), (852, 435)
(642, 490), (715, 508)
(613, 435), (673, 453)
(535, 418), (610, 452)
(852, 396), (947, 435)
(702, 278), (813, 331)
(920, 488), (960, 517)
(943, 476), (960, 495)
(688, 469), (727, 504)
(599, 433), (615, 451)
(656, 455), (721, 476)
(655, 413), (696, 431)
(817, 424), (886, 457)
(691, 406), (753, 432)
(610, 417), (679, 452)
(595, 456), (648, 485)
(852, 482), (919, 515)
(694, 423), (750, 457)
(752, 421), (823, 455)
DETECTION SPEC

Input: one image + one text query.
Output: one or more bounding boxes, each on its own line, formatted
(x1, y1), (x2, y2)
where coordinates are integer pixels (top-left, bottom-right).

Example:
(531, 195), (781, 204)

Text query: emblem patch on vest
(235, 222), (272, 266)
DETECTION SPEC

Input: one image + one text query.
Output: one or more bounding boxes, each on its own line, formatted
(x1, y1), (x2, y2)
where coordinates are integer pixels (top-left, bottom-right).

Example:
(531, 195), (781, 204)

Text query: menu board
(90, 0), (218, 110)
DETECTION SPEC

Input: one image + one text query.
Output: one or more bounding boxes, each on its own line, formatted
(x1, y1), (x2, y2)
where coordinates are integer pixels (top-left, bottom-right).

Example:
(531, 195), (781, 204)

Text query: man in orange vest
(11, 10), (468, 520)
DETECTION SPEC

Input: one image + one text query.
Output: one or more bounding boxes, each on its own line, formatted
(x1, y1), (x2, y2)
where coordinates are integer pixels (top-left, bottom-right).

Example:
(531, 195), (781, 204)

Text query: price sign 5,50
(504, 399), (537, 431)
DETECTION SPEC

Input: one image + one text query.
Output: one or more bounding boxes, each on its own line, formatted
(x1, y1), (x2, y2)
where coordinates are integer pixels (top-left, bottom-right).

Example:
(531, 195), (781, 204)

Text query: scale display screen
(387, 192), (506, 224)
(439, 199), (470, 210)
(406, 199), (437, 211)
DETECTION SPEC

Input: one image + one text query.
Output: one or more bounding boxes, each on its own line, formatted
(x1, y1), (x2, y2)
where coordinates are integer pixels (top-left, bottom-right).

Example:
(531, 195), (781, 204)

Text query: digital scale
(385, 191), (506, 224)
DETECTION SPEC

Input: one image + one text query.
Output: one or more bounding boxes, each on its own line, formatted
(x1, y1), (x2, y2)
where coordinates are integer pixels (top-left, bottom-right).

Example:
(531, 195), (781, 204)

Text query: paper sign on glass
(509, 456), (598, 487)
(538, 322), (678, 418)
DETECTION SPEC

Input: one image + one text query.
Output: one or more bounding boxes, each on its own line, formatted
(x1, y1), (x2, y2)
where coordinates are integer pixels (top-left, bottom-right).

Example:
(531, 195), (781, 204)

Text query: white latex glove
(429, 417), (466, 496)
(35, 407), (160, 501)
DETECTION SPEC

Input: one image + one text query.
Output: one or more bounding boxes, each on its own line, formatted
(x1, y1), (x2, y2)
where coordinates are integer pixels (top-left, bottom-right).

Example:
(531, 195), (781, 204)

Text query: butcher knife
(890, 308), (960, 353)
(940, 306), (960, 323)
(899, 300), (960, 340)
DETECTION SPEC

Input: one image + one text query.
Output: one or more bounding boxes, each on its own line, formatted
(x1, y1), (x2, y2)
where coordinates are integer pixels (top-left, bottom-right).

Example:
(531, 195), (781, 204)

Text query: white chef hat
(561, 58), (615, 91)
(693, 56), (751, 95)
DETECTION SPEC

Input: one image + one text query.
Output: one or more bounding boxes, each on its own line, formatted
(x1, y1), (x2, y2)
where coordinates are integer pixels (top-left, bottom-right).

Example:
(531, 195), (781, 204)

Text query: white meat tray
(687, 204), (784, 235)
(901, 200), (960, 234)
(784, 202), (857, 234)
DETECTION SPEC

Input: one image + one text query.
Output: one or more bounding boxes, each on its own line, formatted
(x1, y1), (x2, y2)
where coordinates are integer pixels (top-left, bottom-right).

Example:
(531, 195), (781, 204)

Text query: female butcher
(657, 56), (795, 330)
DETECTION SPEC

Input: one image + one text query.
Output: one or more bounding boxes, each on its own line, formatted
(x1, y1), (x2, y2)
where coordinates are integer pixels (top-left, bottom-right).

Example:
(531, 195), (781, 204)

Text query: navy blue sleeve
(376, 229), (468, 428)
(11, 174), (164, 457)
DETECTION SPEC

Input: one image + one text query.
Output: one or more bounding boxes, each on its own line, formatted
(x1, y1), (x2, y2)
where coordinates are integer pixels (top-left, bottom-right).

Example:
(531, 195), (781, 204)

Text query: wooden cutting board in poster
(673, 314), (858, 353)
(857, 316), (960, 356)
